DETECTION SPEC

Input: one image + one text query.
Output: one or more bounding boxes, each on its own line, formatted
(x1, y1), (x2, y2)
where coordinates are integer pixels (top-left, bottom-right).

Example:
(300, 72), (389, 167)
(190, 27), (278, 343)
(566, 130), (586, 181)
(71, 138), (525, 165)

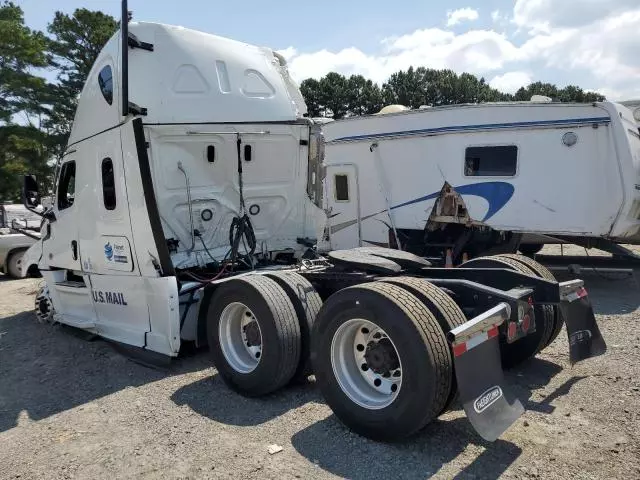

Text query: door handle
(71, 240), (78, 261)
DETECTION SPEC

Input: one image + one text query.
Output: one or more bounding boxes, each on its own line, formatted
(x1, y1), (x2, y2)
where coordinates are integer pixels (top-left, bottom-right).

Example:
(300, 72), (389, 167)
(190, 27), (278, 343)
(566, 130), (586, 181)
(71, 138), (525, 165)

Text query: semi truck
(20, 2), (606, 443)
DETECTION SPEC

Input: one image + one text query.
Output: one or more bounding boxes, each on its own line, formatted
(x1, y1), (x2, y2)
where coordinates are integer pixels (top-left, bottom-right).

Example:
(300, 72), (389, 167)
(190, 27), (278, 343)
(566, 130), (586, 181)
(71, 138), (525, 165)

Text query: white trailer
(20, 2), (606, 443)
(321, 100), (640, 261)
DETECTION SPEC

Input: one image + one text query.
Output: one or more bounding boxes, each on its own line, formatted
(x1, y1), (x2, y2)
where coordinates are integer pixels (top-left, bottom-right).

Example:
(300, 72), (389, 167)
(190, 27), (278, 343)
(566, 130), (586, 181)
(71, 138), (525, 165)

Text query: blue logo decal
(391, 181), (514, 222)
(104, 243), (113, 260)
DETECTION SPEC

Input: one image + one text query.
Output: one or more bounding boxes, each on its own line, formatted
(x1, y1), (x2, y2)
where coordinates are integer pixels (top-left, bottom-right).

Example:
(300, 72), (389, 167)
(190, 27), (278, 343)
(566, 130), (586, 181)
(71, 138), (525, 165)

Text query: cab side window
(98, 65), (113, 105)
(101, 158), (116, 210)
(57, 161), (76, 210)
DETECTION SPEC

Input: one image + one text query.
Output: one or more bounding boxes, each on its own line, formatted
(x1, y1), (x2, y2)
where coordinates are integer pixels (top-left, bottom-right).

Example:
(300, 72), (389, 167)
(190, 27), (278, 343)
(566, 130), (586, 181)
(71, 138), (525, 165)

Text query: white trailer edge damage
(20, 3), (606, 443)
(321, 100), (640, 261)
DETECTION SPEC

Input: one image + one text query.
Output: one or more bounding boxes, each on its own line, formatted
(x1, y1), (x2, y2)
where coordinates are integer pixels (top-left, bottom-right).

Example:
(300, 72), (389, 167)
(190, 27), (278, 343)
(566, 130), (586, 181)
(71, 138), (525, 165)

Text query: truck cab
(22, 21), (323, 355)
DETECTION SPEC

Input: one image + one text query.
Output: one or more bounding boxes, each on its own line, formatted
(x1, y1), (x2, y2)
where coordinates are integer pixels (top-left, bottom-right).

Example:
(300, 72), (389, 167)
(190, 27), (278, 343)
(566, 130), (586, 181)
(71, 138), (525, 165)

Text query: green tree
(346, 75), (383, 116)
(0, 1), (49, 123)
(45, 8), (117, 155)
(382, 66), (427, 108)
(300, 78), (322, 117)
(0, 125), (52, 202)
(318, 72), (349, 119)
(0, 2), (52, 203)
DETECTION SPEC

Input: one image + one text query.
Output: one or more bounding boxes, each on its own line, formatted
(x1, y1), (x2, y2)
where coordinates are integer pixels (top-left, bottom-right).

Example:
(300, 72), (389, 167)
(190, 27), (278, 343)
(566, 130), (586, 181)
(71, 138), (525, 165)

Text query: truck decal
(104, 242), (129, 263)
(92, 290), (128, 305)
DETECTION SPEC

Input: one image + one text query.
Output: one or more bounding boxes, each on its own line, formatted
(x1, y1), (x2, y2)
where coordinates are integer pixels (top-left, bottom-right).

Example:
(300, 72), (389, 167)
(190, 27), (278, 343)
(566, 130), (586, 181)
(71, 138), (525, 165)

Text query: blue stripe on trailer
(391, 181), (515, 222)
(330, 116), (612, 143)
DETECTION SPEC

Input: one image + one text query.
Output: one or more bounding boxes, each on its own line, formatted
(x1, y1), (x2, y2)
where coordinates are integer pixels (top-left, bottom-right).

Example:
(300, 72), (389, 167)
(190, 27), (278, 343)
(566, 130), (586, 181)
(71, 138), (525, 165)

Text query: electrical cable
(228, 134), (257, 269)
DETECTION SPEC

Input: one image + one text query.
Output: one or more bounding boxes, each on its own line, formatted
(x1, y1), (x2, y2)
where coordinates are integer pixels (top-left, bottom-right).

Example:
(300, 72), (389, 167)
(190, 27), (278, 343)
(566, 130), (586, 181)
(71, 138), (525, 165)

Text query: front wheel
(311, 282), (452, 441)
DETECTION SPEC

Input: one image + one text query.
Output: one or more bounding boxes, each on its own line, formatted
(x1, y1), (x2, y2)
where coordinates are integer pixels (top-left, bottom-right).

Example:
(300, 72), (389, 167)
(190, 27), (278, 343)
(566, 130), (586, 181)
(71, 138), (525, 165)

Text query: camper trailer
(20, 5), (606, 443)
(322, 100), (640, 262)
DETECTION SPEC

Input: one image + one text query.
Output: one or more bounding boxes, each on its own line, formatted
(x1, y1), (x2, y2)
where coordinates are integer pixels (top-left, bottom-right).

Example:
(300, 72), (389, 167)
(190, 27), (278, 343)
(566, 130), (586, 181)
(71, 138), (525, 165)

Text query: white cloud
(276, 46), (297, 63)
(284, 28), (519, 85)
(446, 8), (479, 27)
(278, 1), (640, 100)
(490, 71), (532, 94)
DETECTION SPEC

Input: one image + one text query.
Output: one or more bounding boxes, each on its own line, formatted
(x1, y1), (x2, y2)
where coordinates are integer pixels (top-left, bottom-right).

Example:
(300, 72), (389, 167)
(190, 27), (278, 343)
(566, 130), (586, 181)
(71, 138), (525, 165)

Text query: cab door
(42, 157), (81, 271)
(326, 164), (361, 250)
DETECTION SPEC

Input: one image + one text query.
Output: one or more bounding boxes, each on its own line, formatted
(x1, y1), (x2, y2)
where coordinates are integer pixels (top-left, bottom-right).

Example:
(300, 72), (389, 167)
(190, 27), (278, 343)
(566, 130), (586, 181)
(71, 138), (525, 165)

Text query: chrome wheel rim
(35, 285), (54, 323)
(218, 302), (262, 373)
(330, 319), (402, 410)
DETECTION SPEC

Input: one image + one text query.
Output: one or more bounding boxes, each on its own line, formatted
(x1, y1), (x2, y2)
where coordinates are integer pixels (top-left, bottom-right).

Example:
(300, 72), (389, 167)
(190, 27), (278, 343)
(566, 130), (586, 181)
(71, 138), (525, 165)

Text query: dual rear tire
(206, 272), (322, 396)
(207, 272), (461, 441)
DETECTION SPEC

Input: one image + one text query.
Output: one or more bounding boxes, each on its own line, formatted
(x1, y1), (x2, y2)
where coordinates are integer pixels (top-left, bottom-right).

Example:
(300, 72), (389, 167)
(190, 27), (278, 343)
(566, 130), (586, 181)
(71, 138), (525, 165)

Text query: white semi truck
(21, 2), (606, 443)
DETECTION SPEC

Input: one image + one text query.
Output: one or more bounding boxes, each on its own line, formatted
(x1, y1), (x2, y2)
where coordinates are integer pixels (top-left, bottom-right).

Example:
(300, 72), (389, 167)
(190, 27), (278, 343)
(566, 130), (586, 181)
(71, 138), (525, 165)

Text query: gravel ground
(1, 248), (639, 479)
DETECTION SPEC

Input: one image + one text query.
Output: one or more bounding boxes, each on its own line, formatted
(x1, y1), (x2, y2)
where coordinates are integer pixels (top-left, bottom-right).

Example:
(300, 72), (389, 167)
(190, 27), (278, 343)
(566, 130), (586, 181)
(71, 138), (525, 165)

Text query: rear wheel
(460, 255), (554, 368)
(378, 276), (466, 411)
(264, 271), (322, 383)
(7, 249), (26, 279)
(311, 282), (452, 441)
(206, 275), (300, 396)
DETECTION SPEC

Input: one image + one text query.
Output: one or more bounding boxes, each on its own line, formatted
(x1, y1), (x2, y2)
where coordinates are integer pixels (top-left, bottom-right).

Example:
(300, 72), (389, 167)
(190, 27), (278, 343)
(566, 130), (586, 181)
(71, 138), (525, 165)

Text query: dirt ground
(1, 248), (639, 479)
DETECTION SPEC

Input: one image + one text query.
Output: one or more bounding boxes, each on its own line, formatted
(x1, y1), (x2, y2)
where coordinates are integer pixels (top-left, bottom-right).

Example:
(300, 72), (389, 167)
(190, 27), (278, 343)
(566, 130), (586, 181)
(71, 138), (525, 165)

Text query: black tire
(206, 275), (300, 396)
(496, 253), (554, 281)
(311, 282), (452, 441)
(7, 248), (26, 279)
(265, 271), (322, 383)
(495, 254), (564, 349)
(460, 256), (553, 368)
(378, 276), (465, 411)
(518, 243), (543, 256)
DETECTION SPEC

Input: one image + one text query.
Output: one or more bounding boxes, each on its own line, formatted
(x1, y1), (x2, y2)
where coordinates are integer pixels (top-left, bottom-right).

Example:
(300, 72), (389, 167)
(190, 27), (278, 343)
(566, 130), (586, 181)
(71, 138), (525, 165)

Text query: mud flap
(448, 303), (525, 441)
(558, 280), (607, 365)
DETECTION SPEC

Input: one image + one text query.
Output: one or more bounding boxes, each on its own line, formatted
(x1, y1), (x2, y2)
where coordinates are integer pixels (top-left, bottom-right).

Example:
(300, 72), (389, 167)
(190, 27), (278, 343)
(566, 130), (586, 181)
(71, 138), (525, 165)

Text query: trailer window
(334, 174), (349, 202)
(98, 65), (113, 105)
(57, 161), (76, 210)
(101, 158), (116, 210)
(464, 146), (518, 177)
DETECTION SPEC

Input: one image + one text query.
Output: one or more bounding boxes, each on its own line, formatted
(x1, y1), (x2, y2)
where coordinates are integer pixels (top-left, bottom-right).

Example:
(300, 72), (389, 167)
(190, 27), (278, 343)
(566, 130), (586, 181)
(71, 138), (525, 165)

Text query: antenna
(121, 0), (129, 116)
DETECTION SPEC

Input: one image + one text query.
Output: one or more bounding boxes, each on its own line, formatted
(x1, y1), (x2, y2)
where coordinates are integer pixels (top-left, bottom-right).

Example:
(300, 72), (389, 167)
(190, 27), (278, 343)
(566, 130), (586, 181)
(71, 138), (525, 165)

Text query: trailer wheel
(460, 256), (553, 368)
(518, 244), (543, 256)
(206, 275), (300, 396)
(311, 282), (452, 441)
(495, 254), (563, 349)
(265, 271), (322, 383)
(378, 276), (466, 411)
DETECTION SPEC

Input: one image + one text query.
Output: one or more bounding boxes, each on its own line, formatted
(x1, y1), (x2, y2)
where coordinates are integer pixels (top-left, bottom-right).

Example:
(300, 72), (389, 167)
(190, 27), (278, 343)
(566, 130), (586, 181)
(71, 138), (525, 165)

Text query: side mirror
(22, 175), (41, 210)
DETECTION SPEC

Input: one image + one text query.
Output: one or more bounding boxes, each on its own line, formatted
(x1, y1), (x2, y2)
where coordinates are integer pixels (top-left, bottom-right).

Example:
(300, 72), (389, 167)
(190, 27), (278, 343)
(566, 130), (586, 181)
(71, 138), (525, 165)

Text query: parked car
(0, 204), (41, 278)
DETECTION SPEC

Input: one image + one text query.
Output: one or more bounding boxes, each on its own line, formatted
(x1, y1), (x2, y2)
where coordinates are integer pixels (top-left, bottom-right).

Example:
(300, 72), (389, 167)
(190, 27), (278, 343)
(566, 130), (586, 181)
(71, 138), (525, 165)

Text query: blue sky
(16, 0), (640, 99)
